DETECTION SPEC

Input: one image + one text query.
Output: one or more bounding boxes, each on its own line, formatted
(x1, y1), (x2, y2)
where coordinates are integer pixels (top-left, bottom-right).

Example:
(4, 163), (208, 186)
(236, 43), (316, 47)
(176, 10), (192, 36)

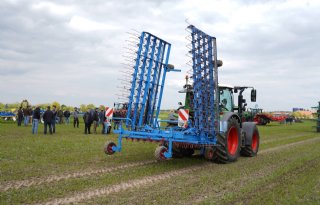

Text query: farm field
(0, 119), (319, 204)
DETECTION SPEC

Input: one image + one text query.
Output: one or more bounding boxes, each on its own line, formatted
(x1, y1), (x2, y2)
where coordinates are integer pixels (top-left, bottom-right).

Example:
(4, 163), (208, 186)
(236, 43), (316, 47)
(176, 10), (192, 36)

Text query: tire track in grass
(37, 164), (209, 205)
(259, 137), (320, 154)
(39, 137), (320, 205)
(0, 160), (156, 192)
(189, 138), (320, 204)
(1, 136), (318, 192)
(261, 133), (311, 144)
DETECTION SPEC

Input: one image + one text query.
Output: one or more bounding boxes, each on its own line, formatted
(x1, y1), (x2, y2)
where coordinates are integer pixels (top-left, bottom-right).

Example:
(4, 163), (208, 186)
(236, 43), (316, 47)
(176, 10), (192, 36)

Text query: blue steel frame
(113, 26), (219, 159)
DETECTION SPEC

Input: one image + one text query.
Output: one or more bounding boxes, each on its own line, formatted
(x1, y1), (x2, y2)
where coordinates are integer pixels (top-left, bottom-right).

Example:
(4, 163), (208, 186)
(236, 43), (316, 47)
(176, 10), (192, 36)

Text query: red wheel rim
(160, 148), (167, 159)
(228, 126), (238, 155)
(252, 131), (258, 151)
(107, 143), (115, 154)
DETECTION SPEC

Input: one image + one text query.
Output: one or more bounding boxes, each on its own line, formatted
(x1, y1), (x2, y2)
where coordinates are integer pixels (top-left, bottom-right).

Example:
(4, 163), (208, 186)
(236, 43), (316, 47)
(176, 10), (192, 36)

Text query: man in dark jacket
(17, 107), (23, 126)
(58, 109), (63, 124)
(92, 108), (99, 134)
(99, 108), (106, 134)
(73, 107), (79, 128)
(83, 109), (93, 134)
(32, 106), (41, 134)
(64, 110), (71, 124)
(23, 106), (30, 126)
(43, 106), (53, 134)
(52, 106), (57, 133)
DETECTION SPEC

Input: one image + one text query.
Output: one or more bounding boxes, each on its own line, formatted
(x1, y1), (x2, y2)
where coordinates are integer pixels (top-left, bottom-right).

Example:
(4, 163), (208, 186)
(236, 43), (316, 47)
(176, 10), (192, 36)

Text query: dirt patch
(0, 160), (156, 192)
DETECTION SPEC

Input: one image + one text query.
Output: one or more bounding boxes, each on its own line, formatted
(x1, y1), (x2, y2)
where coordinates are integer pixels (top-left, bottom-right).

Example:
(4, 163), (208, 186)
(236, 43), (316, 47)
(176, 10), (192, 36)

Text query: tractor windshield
(219, 87), (233, 112)
(114, 103), (128, 111)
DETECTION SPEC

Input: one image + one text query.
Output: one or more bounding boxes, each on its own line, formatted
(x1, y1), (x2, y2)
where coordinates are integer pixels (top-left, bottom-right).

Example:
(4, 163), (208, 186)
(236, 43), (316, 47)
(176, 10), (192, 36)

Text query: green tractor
(178, 75), (257, 124)
(176, 61), (258, 159)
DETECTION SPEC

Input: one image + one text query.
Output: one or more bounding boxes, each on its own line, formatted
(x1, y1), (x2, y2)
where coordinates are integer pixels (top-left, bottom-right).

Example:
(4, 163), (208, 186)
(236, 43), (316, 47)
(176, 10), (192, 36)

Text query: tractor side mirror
(251, 89), (257, 102)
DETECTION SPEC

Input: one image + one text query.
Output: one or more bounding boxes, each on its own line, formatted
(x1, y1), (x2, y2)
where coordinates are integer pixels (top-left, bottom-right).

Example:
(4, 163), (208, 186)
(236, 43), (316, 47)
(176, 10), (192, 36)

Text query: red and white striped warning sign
(105, 107), (114, 118)
(178, 109), (189, 127)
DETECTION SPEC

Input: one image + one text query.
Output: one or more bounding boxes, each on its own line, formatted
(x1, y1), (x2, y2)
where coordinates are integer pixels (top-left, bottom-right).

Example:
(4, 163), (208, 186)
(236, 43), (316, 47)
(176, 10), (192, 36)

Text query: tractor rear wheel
(155, 146), (168, 161)
(215, 117), (241, 163)
(241, 126), (260, 157)
(104, 141), (116, 155)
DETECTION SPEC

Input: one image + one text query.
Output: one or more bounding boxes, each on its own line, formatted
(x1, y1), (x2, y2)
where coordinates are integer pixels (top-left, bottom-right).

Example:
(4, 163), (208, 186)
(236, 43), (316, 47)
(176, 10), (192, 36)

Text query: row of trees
(291, 111), (314, 119)
(0, 101), (105, 113)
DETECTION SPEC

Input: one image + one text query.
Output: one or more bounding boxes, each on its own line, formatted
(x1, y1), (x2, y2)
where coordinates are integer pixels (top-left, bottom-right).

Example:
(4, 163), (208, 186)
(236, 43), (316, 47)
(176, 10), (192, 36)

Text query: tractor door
(219, 87), (234, 113)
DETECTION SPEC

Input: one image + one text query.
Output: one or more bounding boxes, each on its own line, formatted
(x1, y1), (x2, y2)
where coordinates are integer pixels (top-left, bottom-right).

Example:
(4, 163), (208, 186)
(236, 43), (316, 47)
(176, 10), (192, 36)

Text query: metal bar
(151, 43), (166, 125)
(148, 41), (163, 126)
(213, 38), (219, 133)
(155, 44), (171, 121)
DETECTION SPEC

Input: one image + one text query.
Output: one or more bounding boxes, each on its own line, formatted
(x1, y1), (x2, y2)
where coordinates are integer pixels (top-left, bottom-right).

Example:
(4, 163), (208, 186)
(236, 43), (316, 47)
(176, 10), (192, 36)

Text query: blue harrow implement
(105, 25), (260, 163)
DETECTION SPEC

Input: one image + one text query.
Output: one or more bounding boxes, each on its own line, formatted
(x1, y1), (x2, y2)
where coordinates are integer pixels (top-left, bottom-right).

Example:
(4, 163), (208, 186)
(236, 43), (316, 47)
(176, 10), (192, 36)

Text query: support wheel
(241, 126), (260, 157)
(215, 117), (241, 163)
(155, 146), (167, 161)
(204, 147), (215, 161)
(104, 141), (116, 155)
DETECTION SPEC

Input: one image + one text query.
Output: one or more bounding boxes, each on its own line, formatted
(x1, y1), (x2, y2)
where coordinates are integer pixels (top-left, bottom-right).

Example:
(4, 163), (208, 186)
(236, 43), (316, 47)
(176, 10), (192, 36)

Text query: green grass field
(0, 119), (319, 204)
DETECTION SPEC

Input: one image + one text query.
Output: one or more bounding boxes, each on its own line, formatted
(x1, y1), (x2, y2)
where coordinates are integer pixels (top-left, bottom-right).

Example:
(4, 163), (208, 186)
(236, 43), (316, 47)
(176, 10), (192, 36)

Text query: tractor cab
(113, 102), (128, 118)
(114, 102), (128, 111)
(219, 84), (234, 113)
(178, 77), (257, 122)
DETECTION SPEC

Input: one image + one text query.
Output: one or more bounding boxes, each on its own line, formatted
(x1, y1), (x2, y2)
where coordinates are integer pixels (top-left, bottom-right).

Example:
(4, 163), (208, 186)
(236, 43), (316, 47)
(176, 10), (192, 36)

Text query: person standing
(17, 107), (23, 126)
(23, 106), (30, 126)
(92, 108), (99, 134)
(58, 109), (64, 124)
(99, 108), (106, 134)
(32, 106), (41, 134)
(28, 106), (33, 124)
(83, 109), (93, 134)
(52, 105), (57, 134)
(64, 109), (71, 124)
(43, 106), (53, 135)
(105, 118), (112, 134)
(73, 107), (79, 128)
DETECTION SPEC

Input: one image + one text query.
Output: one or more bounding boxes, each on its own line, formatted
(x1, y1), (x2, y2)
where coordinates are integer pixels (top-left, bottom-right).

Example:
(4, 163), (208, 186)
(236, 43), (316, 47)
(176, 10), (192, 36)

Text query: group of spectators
(17, 106), (112, 135)
(83, 107), (111, 134)
(17, 105), (33, 126)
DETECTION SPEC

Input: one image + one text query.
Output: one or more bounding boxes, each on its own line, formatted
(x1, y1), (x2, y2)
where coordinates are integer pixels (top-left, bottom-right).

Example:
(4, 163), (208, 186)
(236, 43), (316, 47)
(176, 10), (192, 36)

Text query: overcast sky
(1, 0), (319, 111)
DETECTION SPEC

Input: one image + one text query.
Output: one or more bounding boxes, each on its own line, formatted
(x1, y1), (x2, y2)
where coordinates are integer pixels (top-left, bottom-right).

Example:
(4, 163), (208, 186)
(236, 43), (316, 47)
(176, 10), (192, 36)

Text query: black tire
(104, 141), (116, 155)
(155, 146), (168, 161)
(215, 117), (241, 163)
(241, 126), (260, 157)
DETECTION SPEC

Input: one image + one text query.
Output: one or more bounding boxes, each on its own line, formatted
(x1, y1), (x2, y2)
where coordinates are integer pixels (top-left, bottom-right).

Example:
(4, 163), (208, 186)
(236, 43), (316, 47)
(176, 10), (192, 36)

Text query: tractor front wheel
(215, 117), (241, 163)
(104, 141), (116, 155)
(241, 126), (260, 157)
